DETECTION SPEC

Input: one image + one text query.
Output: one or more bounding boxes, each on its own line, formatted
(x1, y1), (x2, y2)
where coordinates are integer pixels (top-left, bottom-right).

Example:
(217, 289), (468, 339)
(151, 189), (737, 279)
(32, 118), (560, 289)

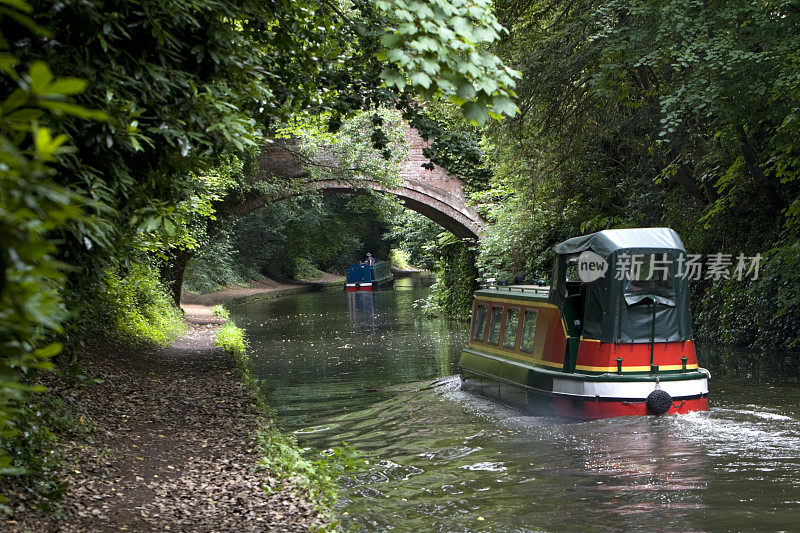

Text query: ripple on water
(232, 289), (800, 532)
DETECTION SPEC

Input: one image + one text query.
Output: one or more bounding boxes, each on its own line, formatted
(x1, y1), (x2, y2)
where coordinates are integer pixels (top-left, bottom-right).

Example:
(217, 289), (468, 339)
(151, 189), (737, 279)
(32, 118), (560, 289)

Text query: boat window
(503, 307), (520, 348)
(520, 309), (538, 353)
(473, 304), (488, 341)
(623, 252), (675, 294)
(487, 306), (503, 345)
(565, 262), (580, 282)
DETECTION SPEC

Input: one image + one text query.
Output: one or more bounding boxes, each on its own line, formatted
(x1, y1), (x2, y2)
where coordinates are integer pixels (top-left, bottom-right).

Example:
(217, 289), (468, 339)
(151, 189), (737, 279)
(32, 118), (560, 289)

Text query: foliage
(293, 258), (325, 281)
(214, 323), (248, 356)
(407, 102), (492, 194)
(422, 232), (478, 320)
(186, 194), (397, 289)
(697, 244), (800, 350)
(1, 0), (520, 505)
(86, 262), (185, 346)
(389, 248), (413, 270)
(0, 391), (89, 511)
(384, 210), (441, 271)
(210, 305), (230, 320)
(0, 0), (106, 490)
(471, 0), (800, 348)
(282, 108), (408, 186)
(375, 0), (520, 125)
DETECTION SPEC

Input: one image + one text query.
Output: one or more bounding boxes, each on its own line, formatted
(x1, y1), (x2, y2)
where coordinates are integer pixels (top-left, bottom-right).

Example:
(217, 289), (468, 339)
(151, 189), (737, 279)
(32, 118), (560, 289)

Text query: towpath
(6, 303), (324, 531)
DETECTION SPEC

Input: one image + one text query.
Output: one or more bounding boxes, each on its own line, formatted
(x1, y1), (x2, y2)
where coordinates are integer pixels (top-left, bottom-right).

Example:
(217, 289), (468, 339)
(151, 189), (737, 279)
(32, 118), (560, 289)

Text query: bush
(214, 323), (248, 355)
(210, 305), (230, 320)
(422, 233), (477, 320)
(0, 392), (88, 511)
(293, 258), (324, 281)
(90, 262), (185, 346)
(696, 244), (800, 350)
(389, 248), (413, 270)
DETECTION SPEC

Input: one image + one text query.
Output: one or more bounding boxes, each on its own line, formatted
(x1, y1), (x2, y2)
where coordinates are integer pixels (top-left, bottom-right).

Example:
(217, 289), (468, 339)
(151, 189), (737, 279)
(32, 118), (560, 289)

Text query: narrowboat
(345, 259), (393, 292)
(459, 228), (709, 420)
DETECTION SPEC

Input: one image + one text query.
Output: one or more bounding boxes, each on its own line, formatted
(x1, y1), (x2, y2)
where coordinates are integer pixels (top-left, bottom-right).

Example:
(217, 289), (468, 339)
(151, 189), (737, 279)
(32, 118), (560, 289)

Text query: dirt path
(181, 274), (344, 307)
(6, 311), (324, 532)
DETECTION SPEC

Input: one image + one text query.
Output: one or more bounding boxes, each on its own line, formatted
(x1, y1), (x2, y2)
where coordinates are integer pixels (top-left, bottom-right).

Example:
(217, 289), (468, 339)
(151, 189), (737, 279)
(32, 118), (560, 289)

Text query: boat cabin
(345, 260), (393, 292)
(468, 228), (698, 375)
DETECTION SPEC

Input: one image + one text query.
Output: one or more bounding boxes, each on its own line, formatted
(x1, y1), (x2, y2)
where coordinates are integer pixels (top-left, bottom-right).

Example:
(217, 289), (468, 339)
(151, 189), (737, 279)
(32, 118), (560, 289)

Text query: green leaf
(32, 342), (62, 359)
(380, 68), (406, 91)
(0, 53), (19, 79)
(410, 71), (431, 89)
(456, 82), (475, 100)
(0, 0), (33, 14)
(45, 77), (88, 96)
(39, 100), (107, 120)
(462, 101), (488, 126)
(28, 61), (53, 94)
(490, 95), (518, 117)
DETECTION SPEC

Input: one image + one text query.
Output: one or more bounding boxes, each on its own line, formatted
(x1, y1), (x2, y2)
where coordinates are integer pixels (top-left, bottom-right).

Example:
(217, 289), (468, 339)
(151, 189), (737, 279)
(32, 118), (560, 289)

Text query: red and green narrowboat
(345, 259), (394, 292)
(460, 228), (709, 420)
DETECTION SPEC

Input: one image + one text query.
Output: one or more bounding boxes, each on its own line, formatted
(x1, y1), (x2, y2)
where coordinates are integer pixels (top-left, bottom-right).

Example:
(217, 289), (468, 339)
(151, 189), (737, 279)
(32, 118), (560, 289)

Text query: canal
(230, 285), (800, 531)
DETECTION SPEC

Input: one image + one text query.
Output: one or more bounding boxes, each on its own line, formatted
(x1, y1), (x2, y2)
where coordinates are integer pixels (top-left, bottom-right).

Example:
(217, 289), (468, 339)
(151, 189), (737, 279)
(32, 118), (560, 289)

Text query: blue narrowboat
(345, 259), (394, 292)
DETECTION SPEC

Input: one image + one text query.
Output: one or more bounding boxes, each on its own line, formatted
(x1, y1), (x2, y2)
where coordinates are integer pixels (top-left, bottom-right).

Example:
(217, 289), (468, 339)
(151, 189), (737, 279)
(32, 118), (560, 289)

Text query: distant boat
(345, 259), (394, 292)
(460, 227), (709, 419)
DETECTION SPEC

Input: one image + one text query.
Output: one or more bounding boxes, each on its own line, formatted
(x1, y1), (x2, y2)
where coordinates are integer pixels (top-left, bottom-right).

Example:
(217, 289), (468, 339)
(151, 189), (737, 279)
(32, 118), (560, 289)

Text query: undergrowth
(0, 377), (95, 513)
(79, 261), (185, 346)
(214, 323), (248, 355)
(294, 257), (325, 281)
(389, 248), (413, 270)
(210, 305), (230, 320)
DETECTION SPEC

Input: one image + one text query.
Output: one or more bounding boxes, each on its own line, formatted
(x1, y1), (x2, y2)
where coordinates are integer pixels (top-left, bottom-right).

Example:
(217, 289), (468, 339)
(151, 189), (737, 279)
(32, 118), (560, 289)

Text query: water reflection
(348, 291), (377, 333)
(230, 288), (800, 532)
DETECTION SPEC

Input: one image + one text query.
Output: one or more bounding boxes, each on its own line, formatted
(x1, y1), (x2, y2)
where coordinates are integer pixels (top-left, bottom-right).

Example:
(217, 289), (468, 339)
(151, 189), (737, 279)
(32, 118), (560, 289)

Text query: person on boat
(366, 253), (375, 266)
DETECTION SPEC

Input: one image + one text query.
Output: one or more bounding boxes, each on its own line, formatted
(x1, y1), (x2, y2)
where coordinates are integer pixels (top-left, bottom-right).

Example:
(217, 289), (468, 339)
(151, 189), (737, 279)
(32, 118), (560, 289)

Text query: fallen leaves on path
(5, 322), (325, 532)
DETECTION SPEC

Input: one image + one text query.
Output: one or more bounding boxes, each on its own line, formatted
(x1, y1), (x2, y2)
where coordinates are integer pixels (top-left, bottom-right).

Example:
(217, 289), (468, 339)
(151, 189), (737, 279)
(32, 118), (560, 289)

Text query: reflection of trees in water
(698, 342), (800, 384)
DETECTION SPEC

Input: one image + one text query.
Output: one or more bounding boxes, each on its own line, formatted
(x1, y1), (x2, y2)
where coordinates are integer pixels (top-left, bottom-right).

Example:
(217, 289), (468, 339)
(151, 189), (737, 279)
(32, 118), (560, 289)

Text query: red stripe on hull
(551, 395), (708, 420)
(345, 286), (373, 292)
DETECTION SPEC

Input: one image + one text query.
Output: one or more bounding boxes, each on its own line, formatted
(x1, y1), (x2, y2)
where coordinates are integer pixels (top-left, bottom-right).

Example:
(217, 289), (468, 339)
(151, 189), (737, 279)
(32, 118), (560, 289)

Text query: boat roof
(553, 227), (685, 258)
(474, 285), (551, 301)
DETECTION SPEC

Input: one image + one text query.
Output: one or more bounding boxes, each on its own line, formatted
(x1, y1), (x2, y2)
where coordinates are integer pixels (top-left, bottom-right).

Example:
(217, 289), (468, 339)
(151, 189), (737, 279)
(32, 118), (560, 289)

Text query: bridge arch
(171, 127), (485, 305)
(225, 127), (485, 240)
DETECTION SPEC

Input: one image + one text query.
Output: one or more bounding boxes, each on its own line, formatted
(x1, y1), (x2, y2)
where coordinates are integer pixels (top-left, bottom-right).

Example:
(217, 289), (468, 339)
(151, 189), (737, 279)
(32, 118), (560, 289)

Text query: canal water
(230, 285), (800, 532)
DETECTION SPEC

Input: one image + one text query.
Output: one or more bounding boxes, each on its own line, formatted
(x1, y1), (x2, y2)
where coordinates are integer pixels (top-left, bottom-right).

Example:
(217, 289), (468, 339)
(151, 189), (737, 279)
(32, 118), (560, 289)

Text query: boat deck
(475, 285), (551, 301)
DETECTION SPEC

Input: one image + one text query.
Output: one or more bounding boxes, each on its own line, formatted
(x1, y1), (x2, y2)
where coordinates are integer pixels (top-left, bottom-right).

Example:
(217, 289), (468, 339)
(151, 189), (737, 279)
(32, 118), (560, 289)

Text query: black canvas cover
(549, 228), (692, 343)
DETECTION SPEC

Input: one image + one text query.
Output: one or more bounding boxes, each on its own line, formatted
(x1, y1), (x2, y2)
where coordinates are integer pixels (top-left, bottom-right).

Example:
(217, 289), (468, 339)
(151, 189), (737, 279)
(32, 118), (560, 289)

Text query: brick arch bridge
(225, 127), (485, 240)
(172, 127), (485, 304)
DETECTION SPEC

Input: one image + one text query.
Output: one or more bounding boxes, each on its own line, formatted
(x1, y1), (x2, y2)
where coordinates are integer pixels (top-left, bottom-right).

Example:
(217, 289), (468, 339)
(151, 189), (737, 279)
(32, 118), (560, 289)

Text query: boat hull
(459, 349), (708, 420)
(344, 277), (394, 292)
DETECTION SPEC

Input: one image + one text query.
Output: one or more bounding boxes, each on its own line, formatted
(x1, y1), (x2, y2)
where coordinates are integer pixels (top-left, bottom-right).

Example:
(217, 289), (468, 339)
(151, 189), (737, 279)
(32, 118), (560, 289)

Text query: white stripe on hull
(552, 377), (708, 400)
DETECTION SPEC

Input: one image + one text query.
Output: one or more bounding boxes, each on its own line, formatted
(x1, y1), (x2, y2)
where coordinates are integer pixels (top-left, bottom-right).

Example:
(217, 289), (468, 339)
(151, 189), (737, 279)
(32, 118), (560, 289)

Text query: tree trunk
(162, 248), (194, 307)
(735, 123), (780, 207)
(674, 162), (709, 205)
